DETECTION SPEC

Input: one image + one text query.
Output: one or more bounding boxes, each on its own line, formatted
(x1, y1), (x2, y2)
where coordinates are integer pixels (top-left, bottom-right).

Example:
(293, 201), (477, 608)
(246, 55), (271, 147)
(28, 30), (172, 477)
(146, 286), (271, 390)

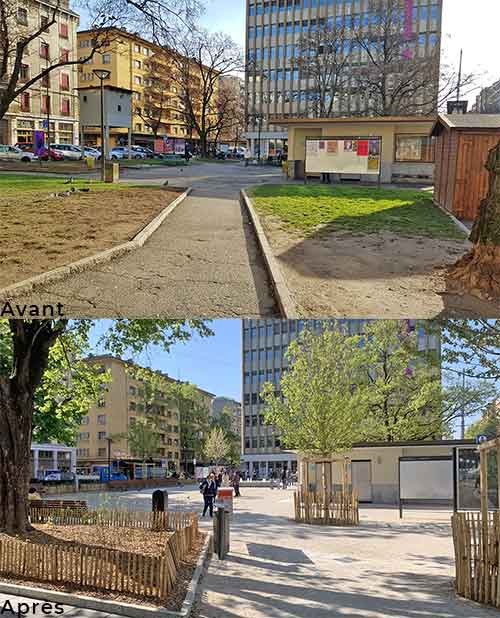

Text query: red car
(15, 143), (64, 161)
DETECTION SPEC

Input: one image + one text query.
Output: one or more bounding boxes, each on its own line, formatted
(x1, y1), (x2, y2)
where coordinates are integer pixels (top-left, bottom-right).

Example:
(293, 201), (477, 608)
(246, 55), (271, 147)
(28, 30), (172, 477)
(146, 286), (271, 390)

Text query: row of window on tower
(249, 0), (439, 17)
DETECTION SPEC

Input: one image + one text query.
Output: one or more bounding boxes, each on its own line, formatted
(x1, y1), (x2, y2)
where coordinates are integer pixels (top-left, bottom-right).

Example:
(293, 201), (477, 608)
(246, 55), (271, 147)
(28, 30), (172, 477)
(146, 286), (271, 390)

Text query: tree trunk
(447, 141), (500, 302)
(0, 320), (65, 533)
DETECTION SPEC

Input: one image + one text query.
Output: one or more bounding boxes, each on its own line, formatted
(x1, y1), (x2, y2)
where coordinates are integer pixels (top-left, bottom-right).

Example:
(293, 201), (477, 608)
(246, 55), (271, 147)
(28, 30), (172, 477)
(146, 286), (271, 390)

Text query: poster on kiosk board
(305, 137), (382, 175)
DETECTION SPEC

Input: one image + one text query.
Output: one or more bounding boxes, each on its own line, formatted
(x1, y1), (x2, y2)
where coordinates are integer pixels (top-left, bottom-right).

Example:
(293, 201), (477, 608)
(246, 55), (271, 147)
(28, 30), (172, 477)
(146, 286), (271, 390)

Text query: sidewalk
(191, 490), (496, 618)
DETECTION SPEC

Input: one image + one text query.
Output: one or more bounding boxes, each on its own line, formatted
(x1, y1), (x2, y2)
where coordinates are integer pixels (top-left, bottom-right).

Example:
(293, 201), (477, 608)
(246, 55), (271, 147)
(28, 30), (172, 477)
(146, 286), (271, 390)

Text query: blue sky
(89, 319), (242, 401)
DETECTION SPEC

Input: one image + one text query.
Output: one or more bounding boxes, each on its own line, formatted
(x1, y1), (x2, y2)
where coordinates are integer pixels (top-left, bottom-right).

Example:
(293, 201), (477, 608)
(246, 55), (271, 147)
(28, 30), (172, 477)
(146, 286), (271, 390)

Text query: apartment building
(76, 355), (212, 472)
(245, 0), (443, 157)
(0, 0), (80, 146)
(473, 79), (500, 114)
(241, 320), (441, 479)
(77, 28), (196, 148)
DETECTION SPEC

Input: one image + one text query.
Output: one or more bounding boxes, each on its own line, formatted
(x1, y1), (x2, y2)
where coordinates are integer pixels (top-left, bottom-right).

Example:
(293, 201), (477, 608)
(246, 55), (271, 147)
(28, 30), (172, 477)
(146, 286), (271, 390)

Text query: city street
(5, 485), (494, 618)
(2, 162), (282, 317)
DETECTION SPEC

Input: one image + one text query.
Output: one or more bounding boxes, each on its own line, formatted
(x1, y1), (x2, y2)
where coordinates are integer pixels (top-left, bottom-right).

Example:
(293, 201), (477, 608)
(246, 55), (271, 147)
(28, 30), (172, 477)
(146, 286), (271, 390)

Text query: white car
(108, 147), (126, 160)
(83, 147), (101, 160)
(50, 143), (83, 160)
(109, 146), (146, 160)
(0, 144), (37, 162)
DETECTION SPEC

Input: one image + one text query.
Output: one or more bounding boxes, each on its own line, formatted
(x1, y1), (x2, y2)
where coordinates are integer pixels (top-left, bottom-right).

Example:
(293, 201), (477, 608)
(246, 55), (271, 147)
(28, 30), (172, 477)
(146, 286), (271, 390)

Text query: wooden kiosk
(452, 437), (500, 607)
(294, 456), (359, 526)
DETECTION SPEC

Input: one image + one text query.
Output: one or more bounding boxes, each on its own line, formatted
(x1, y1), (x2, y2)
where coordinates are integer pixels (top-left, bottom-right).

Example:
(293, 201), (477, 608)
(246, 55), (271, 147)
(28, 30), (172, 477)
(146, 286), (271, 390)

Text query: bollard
(213, 507), (230, 560)
(105, 162), (119, 183)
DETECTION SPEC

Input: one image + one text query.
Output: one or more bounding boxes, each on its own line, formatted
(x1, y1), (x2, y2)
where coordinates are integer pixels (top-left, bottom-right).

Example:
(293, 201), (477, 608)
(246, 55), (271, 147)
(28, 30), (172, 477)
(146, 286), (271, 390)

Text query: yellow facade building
(77, 28), (190, 148)
(76, 355), (214, 473)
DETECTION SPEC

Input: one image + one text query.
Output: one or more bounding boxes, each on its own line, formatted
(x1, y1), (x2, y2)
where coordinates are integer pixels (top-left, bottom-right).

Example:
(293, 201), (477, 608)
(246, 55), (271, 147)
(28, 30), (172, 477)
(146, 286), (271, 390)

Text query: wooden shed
(432, 114), (500, 221)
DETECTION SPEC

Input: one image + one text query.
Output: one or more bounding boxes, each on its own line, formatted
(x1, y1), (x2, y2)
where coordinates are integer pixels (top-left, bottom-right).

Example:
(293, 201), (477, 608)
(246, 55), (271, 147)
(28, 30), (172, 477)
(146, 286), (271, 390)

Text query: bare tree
(353, 0), (475, 116)
(214, 76), (245, 149)
(295, 22), (350, 118)
(0, 0), (204, 121)
(171, 30), (243, 157)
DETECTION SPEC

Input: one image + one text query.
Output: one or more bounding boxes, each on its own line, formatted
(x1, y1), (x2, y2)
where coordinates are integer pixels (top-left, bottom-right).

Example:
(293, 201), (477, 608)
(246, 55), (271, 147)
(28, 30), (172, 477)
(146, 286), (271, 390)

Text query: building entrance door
(352, 460), (373, 503)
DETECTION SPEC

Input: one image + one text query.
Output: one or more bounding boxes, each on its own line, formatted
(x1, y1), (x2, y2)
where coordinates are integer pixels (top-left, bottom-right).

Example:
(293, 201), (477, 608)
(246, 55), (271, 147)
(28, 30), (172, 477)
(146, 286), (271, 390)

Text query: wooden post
(480, 448), (489, 602)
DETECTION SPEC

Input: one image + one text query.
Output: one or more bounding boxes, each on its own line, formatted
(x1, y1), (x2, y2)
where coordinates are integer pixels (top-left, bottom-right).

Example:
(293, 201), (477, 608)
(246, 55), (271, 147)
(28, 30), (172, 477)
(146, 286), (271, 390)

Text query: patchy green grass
(0, 173), (161, 194)
(249, 184), (465, 240)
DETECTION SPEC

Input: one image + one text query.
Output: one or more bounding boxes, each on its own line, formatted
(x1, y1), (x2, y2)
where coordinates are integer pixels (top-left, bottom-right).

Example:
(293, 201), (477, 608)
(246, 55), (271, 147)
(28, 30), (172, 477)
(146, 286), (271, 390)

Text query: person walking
(281, 467), (288, 490)
(244, 147), (252, 167)
(233, 470), (241, 497)
(200, 472), (218, 518)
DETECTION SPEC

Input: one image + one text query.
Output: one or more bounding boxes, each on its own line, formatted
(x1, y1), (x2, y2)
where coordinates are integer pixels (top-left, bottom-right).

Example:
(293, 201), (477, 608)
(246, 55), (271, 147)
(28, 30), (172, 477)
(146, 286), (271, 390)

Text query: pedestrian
(200, 472), (218, 518)
(281, 468), (288, 490)
(321, 172), (331, 184)
(233, 470), (241, 497)
(244, 147), (251, 167)
(217, 471), (223, 487)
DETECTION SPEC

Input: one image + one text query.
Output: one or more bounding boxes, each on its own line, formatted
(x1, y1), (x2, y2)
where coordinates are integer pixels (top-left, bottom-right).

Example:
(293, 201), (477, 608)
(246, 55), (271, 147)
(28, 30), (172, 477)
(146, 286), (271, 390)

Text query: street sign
(42, 120), (49, 129)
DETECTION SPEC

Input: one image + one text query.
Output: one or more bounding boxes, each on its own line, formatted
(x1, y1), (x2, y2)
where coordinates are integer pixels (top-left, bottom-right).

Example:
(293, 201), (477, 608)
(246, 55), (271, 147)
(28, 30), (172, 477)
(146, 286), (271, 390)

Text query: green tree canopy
(262, 328), (367, 457)
(210, 406), (241, 465)
(0, 319), (212, 533)
(203, 426), (231, 465)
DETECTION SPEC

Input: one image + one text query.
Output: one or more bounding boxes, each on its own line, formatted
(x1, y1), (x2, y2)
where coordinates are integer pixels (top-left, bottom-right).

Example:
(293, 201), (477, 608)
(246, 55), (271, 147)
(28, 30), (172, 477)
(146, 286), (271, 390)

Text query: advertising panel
(305, 137), (382, 175)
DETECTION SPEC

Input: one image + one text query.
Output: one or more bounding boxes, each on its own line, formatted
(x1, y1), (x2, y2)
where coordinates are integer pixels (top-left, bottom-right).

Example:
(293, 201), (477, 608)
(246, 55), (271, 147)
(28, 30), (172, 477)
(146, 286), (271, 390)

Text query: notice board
(305, 136), (382, 175)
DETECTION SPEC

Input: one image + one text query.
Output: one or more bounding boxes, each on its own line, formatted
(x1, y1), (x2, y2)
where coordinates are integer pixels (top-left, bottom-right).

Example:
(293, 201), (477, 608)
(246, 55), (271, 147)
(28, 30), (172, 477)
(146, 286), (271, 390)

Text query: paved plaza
(3, 485), (492, 618)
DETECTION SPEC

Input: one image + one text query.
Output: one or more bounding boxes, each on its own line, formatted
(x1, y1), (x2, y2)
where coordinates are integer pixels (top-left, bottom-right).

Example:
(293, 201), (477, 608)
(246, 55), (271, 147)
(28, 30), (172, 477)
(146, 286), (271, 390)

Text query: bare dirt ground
(0, 187), (180, 290)
(260, 216), (500, 318)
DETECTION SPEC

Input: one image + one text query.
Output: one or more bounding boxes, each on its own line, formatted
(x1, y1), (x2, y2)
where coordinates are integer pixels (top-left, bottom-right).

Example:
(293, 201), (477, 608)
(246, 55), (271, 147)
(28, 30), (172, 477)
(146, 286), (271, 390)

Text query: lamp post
(92, 69), (111, 181)
(248, 111), (264, 164)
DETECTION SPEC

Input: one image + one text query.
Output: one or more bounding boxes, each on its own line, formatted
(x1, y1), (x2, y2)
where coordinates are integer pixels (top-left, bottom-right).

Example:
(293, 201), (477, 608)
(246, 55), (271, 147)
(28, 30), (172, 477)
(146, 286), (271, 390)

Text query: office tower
(241, 320), (441, 478)
(245, 0), (443, 157)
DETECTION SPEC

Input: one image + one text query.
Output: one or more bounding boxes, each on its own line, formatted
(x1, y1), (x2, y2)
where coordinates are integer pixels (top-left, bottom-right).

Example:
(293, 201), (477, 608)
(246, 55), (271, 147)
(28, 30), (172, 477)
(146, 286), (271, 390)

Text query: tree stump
(447, 140), (500, 303)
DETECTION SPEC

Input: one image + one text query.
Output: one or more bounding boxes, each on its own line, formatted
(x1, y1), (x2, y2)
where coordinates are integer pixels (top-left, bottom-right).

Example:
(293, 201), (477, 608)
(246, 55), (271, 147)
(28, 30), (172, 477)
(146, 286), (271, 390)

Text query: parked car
(15, 142), (63, 161)
(108, 147), (126, 160)
(0, 144), (37, 162)
(83, 147), (101, 160)
(50, 143), (84, 161)
(130, 145), (150, 159)
(109, 146), (146, 160)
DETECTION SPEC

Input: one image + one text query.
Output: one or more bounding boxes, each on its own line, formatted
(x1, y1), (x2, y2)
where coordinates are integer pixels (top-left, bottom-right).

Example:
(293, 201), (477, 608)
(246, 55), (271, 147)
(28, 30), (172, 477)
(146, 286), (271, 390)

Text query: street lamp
(248, 111), (264, 164)
(92, 69), (111, 181)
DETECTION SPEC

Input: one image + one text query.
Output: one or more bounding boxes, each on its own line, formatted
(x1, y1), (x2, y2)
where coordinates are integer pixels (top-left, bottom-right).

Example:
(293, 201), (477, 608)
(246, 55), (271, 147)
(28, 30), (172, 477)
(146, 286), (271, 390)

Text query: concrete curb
(240, 189), (298, 318)
(0, 187), (192, 301)
(0, 532), (212, 618)
(432, 198), (472, 237)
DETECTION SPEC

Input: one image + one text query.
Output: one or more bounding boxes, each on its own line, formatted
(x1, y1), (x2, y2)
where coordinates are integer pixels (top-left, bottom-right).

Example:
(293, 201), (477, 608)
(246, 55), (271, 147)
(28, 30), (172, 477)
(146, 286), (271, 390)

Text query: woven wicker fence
(0, 510), (199, 601)
(294, 489), (359, 526)
(452, 511), (500, 607)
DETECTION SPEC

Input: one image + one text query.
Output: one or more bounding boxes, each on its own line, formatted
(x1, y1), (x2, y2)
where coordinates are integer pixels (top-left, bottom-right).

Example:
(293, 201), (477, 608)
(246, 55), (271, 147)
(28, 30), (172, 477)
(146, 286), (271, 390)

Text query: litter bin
(152, 489), (168, 512)
(85, 156), (95, 170)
